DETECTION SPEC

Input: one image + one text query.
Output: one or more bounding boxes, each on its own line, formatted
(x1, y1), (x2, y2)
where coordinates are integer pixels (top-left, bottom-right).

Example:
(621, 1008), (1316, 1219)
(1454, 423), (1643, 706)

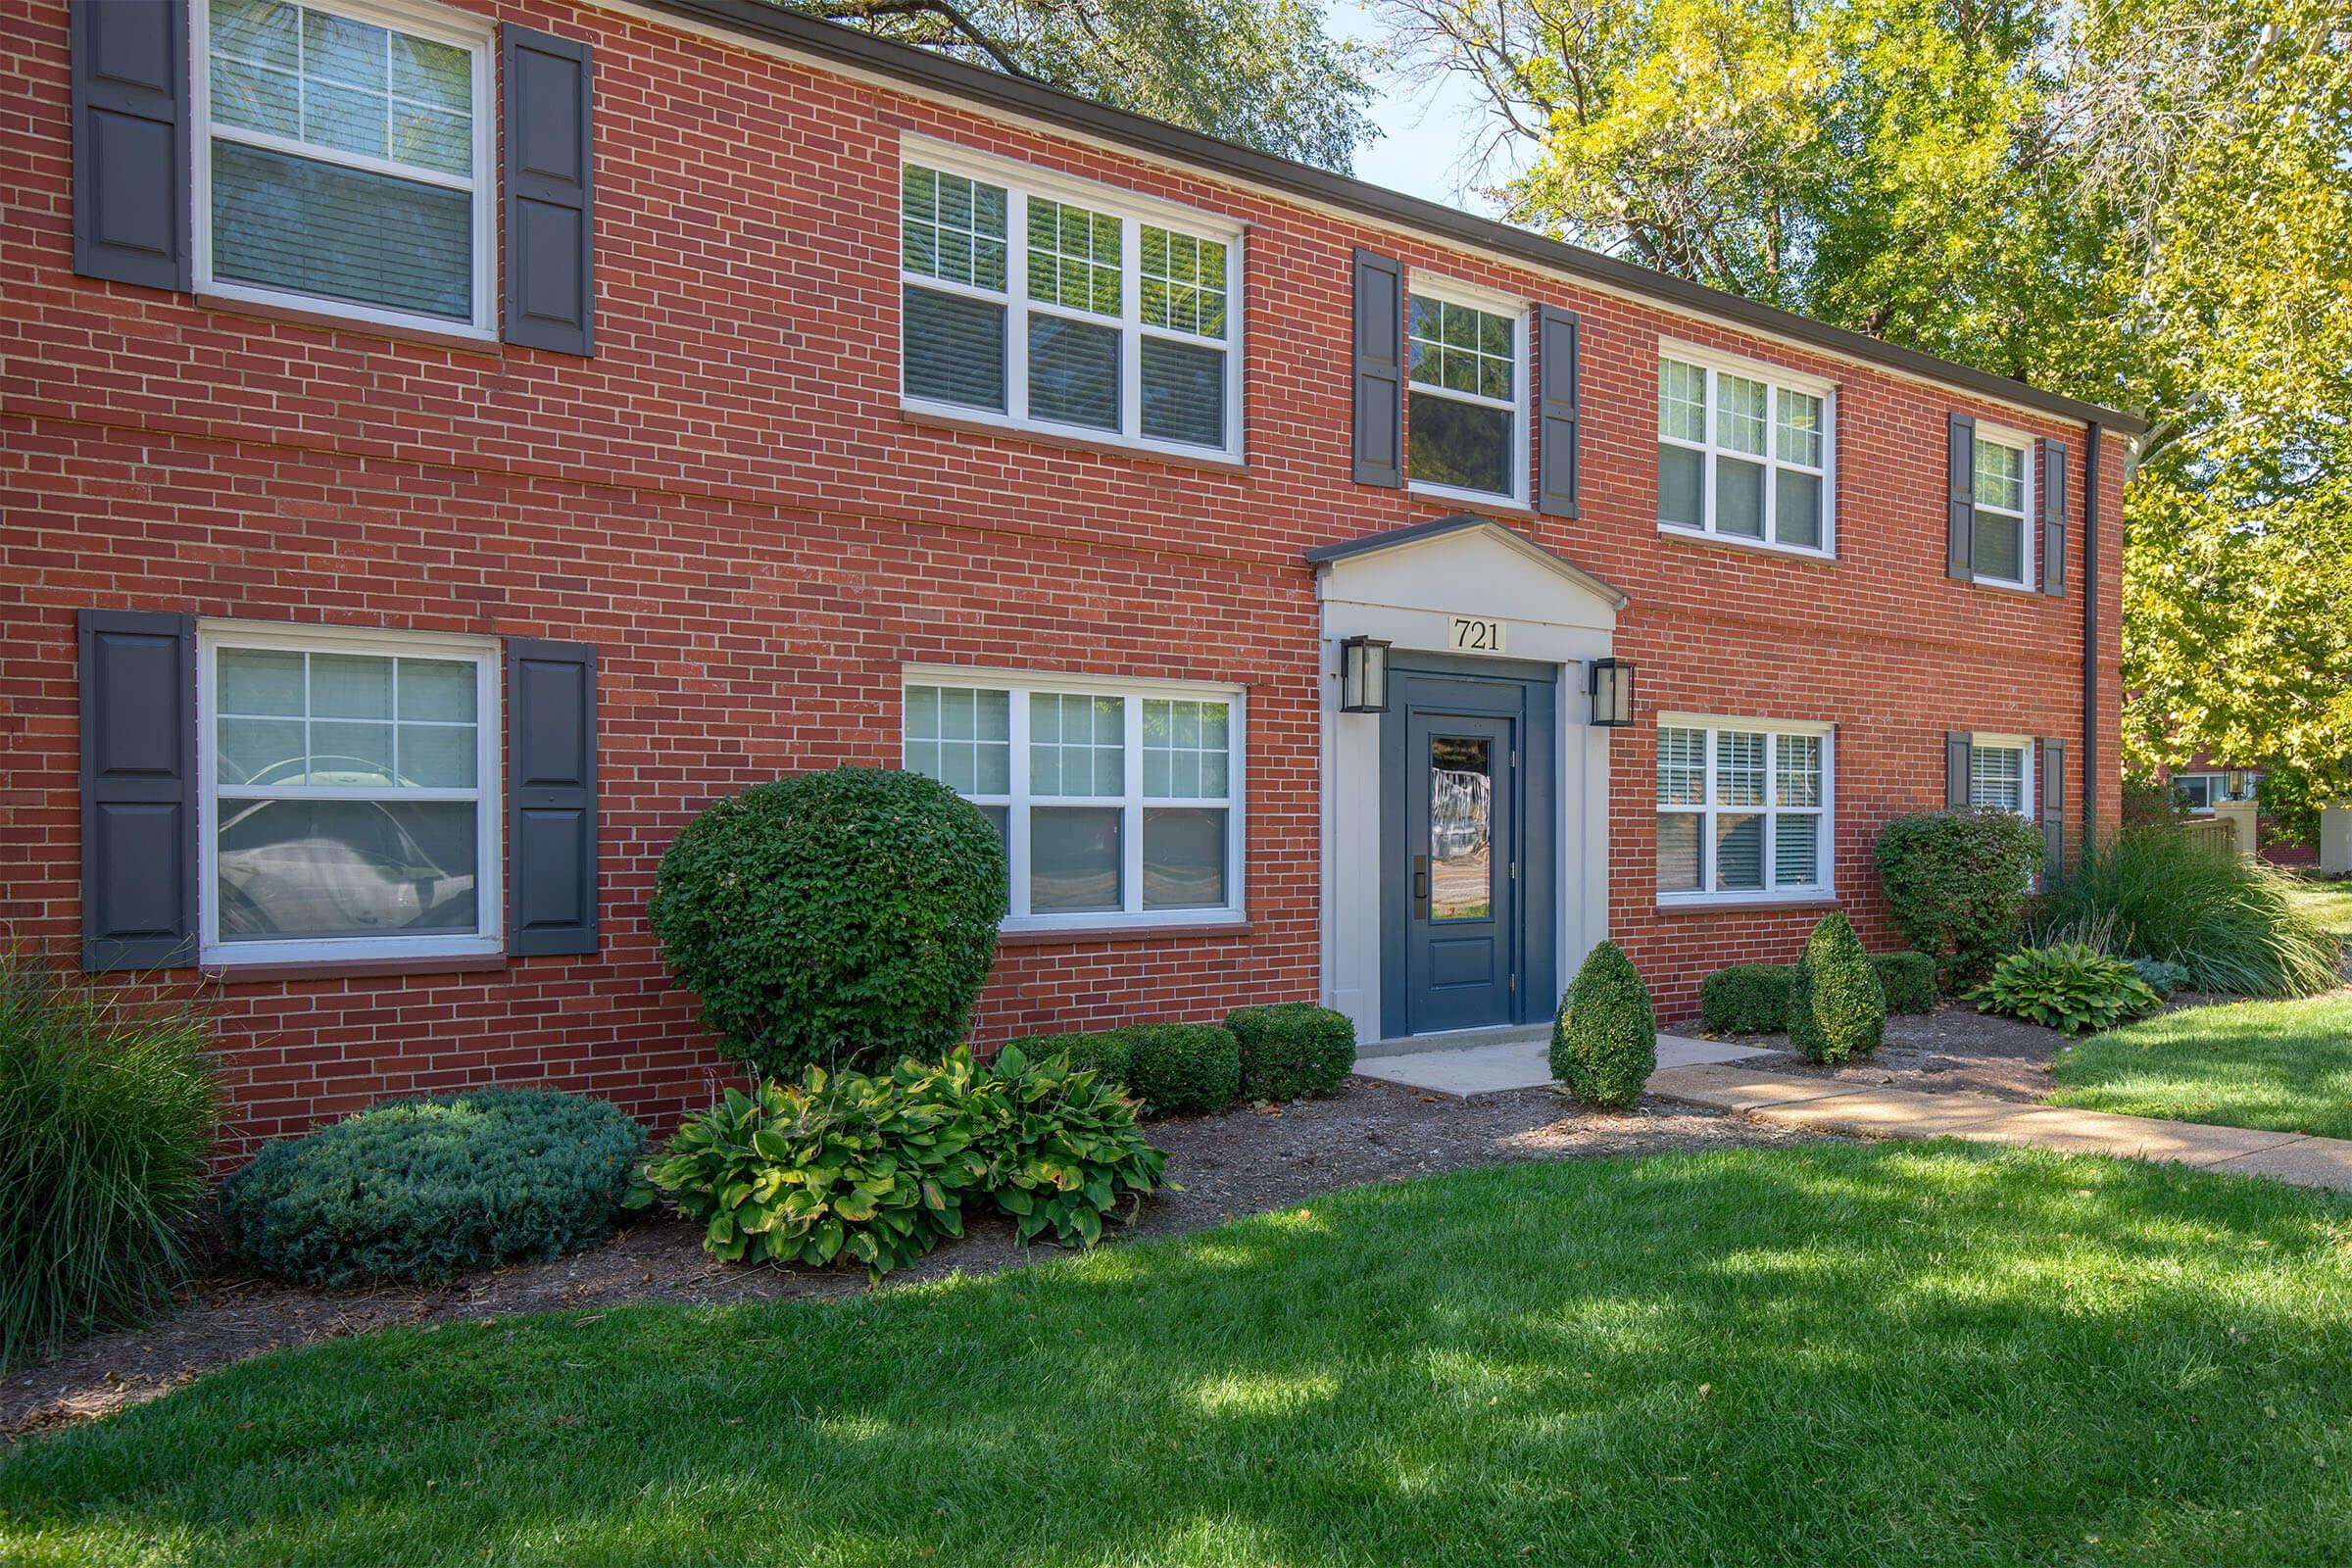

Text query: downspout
(2082, 423), (2102, 851)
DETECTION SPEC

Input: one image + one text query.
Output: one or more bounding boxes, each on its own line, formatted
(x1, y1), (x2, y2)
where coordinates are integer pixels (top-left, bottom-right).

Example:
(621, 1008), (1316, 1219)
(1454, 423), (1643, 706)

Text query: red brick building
(1, 0), (2136, 1160)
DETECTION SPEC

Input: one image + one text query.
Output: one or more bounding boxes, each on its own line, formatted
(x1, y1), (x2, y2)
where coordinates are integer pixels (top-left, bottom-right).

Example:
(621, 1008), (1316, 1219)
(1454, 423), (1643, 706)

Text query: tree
(785, 0), (1378, 170)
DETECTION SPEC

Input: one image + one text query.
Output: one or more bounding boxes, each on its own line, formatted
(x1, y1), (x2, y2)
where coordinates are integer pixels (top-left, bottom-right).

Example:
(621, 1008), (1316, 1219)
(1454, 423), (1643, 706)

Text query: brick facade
(0, 0), (2126, 1162)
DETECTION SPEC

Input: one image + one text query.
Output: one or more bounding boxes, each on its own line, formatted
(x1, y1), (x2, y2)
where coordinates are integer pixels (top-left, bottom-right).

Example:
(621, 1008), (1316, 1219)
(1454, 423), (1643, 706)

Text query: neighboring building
(0, 0), (2136, 1159)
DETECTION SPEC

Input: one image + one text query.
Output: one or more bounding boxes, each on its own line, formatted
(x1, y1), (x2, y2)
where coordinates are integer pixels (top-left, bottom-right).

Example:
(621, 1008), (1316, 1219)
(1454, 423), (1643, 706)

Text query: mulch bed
(3, 1077), (1809, 1441)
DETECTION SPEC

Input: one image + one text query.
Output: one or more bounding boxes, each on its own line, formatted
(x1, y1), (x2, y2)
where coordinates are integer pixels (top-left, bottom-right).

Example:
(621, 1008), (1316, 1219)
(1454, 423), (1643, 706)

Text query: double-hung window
(1967, 736), (2033, 815)
(902, 671), (1245, 931)
(1971, 431), (2034, 586)
(1658, 349), (1834, 553)
(1656, 718), (1833, 903)
(194, 0), (495, 335)
(898, 142), (1243, 458)
(199, 623), (501, 964)
(1406, 287), (1524, 503)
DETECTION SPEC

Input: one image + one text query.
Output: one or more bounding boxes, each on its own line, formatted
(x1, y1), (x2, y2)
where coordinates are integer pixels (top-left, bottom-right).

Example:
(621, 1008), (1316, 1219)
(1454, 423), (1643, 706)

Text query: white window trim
(191, 0), (499, 340)
(1654, 713), (1838, 908)
(897, 135), (1247, 463)
(1969, 420), (2038, 591)
(1404, 272), (1529, 509)
(1967, 733), (2035, 818)
(2178, 773), (2221, 813)
(196, 619), (503, 965)
(901, 664), (1248, 934)
(1656, 339), (1838, 560)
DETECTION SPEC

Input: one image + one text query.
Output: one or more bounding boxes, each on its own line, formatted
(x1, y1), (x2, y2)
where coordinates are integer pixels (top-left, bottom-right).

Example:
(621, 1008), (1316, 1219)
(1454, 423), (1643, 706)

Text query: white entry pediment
(1307, 514), (1625, 642)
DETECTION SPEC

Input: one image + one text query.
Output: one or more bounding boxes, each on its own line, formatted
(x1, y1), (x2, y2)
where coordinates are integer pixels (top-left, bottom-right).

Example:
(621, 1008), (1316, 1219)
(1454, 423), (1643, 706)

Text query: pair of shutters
(78, 612), (600, 971)
(1350, 248), (1582, 516)
(1946, 415), (2069, 595)
(70, 1), (596, 355)
(1944, 731), (2069, 880)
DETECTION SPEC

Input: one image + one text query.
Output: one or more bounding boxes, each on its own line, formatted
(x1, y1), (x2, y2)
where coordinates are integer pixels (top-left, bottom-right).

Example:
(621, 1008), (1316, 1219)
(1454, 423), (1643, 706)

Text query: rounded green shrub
(1788, 912), (1886, 1063)
(1118, 1024), (1242, 1117)
(1550, 941), (1657, 1108)
(1869, 951), (1939, 1016)
(1009, 1029), (1133, 1088)
(1225, 1003), (1355, 1102)
(220, 1089), (646, 1287)
(2, 950), (218, 1371)
(1697, 963), (1791, 1035)
(648, 767), (1007, 1078)
(1874, 809), (2044, 988)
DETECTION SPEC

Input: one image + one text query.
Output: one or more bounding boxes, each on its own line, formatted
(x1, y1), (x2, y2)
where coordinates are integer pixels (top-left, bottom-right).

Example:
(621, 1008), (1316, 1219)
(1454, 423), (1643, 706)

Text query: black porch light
(1588, 658), (1636, 727)
(1339, 636), (1391, 713)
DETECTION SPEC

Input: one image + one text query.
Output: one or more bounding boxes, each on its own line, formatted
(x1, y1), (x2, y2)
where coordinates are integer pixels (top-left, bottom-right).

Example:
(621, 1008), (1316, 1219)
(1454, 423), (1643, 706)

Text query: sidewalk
(1647, 1063), (2352, 1192)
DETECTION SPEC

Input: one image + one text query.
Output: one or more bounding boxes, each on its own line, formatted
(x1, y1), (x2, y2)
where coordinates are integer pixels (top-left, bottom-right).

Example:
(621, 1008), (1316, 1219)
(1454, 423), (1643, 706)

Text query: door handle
(1414, 854), (1429, 916)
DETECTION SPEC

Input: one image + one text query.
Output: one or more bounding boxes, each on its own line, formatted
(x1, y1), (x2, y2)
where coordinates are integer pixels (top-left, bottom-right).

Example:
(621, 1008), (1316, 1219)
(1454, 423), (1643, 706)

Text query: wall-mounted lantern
(1339, 636), (1391, 713)
(1588, 658), (1636, 727)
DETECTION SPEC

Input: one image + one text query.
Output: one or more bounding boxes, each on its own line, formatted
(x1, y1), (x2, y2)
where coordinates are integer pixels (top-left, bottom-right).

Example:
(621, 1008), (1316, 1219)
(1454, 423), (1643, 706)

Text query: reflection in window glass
(1430, 735), (1493, 920)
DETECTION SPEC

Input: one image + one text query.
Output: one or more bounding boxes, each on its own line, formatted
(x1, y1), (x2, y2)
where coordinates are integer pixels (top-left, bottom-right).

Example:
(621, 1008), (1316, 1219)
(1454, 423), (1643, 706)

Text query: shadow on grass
(3, 1143), (2350, 1567)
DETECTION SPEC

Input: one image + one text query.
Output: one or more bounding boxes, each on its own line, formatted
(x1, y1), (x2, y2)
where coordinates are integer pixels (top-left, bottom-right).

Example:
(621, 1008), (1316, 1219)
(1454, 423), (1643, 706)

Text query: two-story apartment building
(0, 0), (2137, 1159)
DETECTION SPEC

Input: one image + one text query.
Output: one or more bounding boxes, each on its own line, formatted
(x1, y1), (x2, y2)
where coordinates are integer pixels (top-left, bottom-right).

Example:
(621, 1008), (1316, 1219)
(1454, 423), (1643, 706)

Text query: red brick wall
(0, 0), (2122, 1161)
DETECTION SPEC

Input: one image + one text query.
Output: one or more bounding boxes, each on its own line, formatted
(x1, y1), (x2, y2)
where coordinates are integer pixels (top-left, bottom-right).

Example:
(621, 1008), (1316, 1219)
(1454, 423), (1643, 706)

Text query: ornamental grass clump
(1550, 941), (1657, 1108)
(1788, 911), (1886, 1063)
(0, 949), (218, 1371)
(1973, 945), (2163, 1036)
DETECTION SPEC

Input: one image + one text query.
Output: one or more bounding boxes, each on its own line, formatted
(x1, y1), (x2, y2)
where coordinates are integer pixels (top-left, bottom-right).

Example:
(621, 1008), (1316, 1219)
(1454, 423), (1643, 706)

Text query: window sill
(1411, 480), (1530, 514)
(899, 406), (1248, 474)
(194, 291), (505, 357)
(1657, 524), (1838, 564)
(1965, 575), (2046, 597)
(998, 919), (1252, 947)
(199, 953), (510, 985)
(1655, 895), (1840, 915)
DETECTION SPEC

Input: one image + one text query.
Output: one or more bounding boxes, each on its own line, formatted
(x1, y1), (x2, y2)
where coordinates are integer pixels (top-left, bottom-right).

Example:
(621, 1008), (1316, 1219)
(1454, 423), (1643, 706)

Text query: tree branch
(790, 0), (1033, 79)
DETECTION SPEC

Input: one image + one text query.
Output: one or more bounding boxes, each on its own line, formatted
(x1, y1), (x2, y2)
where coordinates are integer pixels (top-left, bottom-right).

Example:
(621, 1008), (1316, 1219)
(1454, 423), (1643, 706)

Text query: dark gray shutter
(1535, 306), (1581, 517)
(502, 26), (595, 356)
(2040, 737), (2067, 878)
(507, 639), (598, 956)
(71, 0), (188, 291)
(1946, 414), (1976, 581)
(79, 609), (195, 970)
(1945, 731), (1973, 809)
(1350, 248), (1403, 487)
(2040, 438), (2069, 596)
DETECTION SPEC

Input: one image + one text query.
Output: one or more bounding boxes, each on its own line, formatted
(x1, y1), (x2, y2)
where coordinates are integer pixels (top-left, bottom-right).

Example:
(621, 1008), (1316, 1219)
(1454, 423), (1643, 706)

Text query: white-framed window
(1657, 344), (1835, 555)
(197, 621), (502, 965)
(193, 0), (497, 337)
(901, 667), (1246, 932)
(1406, 281), (1526, 505)
(898, 137), (1244, 460)
(2176, 773), (2221, 812)
(1655, 715), (1834, 904)
(1967, 735), (2034, 816)
(1971, 427), (2035, 587)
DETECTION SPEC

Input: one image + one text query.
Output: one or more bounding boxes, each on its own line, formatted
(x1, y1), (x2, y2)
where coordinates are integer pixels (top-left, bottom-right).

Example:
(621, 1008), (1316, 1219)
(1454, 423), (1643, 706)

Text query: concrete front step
(1352, 1035), (1773, 1098)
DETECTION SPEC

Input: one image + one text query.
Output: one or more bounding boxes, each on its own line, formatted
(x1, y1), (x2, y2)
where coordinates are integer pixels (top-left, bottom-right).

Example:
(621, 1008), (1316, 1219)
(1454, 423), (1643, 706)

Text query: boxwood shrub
(1697, 964), (1792, 1035)
(220, 1089), (646, 1287)
(1788, 912), (1886, 1063)
(1007, 1023), (1241, 1118)
(648, 767), (1006, 1079)
(1870, 951), (1939, 1016)
(1225, 1003), (1355, 1102)
(1008, 1029), (1132, 1088)
(1550, 941), (1657, 1108)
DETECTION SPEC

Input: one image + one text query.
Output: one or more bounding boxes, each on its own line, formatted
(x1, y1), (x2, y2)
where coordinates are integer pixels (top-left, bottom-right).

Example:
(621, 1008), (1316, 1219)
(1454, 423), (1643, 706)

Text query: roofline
(630, 0), (2146, 437)
(1303, 514), (1631, 612)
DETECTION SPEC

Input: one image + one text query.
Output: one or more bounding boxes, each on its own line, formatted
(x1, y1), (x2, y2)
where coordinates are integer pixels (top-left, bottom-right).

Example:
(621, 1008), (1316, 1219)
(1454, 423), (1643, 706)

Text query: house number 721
(1448, 615), (1504, 655)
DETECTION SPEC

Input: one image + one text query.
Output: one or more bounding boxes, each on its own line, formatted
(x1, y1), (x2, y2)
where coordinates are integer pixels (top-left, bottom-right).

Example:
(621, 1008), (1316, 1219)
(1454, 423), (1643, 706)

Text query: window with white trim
(1656, 719), (1833, 901)
(1967, 737), (2033, 815)
(1971, 433), (2033, 585)
(898, 149), (1243, 458)
(1406, 290), (1525, 501)
(199, 624), (501, 963)
(194, 0), (495, 335)
(1658, 352), (1833, 553)
(2176, 773), (2220, 812)
(902, 673), (1244, 929)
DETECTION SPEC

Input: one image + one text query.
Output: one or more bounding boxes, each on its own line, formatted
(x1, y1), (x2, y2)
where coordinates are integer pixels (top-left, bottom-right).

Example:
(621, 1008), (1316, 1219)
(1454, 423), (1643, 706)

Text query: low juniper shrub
(1788, 912), (1886, 1063)
(1225, 1004), (1355, 1102)
(1698, 964), (1792, 1035)
(1550, 942), (1657, 1108)
(2130, 956), (2192, 999)
(221, 1089), (645, 1287)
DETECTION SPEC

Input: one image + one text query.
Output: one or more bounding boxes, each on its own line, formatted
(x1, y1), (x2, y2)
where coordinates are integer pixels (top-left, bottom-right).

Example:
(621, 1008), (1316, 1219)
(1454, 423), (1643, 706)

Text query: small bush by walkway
(2050, 994), (2352, 1139)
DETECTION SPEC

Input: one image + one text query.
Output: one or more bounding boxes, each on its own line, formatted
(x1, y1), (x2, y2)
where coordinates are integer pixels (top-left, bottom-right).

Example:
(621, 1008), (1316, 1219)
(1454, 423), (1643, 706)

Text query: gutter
(633, 0), (2148, 438)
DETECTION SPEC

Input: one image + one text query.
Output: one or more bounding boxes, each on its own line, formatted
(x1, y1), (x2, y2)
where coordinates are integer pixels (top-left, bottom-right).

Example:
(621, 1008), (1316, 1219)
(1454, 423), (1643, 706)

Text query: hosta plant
(950, 1045), (1169, 1248)
(635, 1059), (985, 1279)
(1972, 944), (2163, 1036)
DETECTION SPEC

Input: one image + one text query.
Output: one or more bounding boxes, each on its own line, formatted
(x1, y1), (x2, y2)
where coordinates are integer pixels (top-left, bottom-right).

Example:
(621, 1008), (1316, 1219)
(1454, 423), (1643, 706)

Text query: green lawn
(6, 1147), (2351, 1567)
(2050, 994), (2352, 1138)
(2285, 875), (2352, 940)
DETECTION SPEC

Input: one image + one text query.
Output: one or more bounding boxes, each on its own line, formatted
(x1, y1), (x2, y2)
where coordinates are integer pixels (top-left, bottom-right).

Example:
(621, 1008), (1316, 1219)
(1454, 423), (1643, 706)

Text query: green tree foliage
(785, 0), (1376, 169)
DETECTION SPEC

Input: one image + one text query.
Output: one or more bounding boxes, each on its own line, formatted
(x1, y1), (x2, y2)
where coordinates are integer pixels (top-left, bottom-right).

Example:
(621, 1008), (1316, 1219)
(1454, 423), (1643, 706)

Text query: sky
(1326, 2), (1523, 215)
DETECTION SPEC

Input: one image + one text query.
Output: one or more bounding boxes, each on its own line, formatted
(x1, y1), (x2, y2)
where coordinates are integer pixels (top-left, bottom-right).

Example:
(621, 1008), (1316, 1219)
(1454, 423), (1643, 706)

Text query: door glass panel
(1429, 736), (1493, 921)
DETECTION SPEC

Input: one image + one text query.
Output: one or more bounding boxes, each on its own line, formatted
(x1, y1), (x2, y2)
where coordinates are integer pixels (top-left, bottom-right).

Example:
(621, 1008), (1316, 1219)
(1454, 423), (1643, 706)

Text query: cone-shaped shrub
(1549, 941), (1657, 1108)
(1788, 911), (1886, 1063)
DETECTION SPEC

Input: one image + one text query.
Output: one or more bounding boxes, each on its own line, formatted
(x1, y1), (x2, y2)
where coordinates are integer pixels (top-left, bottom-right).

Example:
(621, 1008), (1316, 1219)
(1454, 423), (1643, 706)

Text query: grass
(6, 1145), (2352, 1567)
(2050, 993), (2352, 1138)
(2283, 875), (2352, 941)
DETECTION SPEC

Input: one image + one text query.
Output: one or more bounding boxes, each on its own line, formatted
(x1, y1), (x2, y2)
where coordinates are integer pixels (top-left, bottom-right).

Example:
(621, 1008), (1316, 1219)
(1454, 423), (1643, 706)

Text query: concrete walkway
(1648, 1063), (2352, 1192)
(1354, 1033), (1772, 1096)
